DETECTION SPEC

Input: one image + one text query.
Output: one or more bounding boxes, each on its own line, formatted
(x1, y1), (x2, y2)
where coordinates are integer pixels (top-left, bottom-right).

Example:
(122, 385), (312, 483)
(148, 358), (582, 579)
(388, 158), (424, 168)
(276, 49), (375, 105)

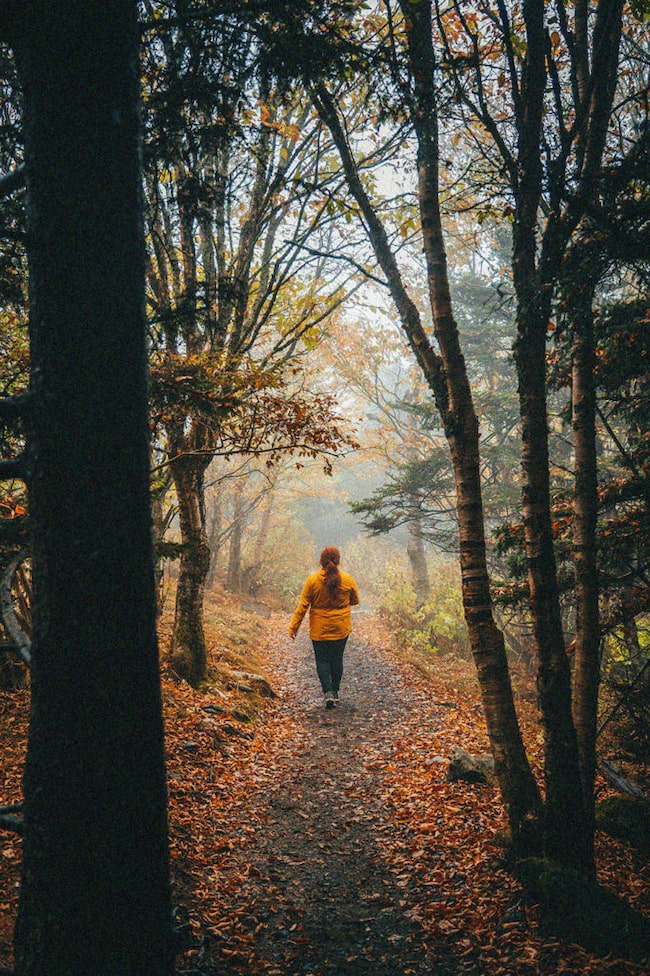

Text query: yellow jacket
(289, 568), (360, 640)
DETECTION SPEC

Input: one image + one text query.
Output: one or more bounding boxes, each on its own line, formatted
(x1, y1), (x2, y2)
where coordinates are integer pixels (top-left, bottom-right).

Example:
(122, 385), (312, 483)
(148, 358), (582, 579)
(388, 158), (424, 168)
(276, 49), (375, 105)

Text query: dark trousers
(312, 638), (348, 695)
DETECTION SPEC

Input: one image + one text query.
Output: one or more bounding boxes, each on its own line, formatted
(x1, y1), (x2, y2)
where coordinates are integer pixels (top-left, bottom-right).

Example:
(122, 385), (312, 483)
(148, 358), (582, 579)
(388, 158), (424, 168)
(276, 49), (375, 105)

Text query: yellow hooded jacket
(289, 568), (360, 641)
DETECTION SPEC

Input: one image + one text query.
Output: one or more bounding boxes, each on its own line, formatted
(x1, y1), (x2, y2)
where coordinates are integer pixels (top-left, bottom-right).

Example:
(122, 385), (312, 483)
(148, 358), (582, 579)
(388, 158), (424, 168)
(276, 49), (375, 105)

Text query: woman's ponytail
(319, 545), (342, 600)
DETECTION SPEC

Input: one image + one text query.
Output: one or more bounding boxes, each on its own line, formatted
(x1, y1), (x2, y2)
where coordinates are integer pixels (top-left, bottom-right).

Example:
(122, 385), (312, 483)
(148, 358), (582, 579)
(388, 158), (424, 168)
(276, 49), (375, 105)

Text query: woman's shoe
(325, 692), (335, 709)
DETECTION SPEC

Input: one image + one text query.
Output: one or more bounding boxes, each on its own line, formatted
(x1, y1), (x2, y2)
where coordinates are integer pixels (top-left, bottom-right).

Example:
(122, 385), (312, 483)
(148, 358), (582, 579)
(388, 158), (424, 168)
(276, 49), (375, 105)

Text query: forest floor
(1, 594), (649, 975)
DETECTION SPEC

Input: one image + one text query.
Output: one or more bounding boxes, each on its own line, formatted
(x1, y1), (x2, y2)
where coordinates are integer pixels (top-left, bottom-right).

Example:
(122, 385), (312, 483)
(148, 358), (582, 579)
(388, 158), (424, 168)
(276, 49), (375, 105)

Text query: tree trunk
(252, 486), (275, 567)
(11, 4), (173, 972)
(226, 479), (245, 593)
(430, 0), (624, 873)
(399, 0), (542, 846)
(511, 0), (590, 870)
(151, 467), (174, 613)
(205, 490), (224, 589)
(571, 290), (601, 863)
(170, 447), (211, 686)
(513, 280), (588, 868)
(406, 519), (430, 609)
(314, 3), (542, 849)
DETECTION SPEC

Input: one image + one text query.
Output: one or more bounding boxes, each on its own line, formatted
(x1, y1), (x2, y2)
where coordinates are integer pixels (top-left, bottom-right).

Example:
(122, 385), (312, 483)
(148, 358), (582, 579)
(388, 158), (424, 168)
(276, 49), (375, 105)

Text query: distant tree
(3, 3), (174, 972)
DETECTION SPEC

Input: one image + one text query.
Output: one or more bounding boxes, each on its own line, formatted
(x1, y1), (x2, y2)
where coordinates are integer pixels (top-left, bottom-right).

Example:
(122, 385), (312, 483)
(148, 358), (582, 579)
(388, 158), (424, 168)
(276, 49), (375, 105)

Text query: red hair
(319, 546), (342, 599)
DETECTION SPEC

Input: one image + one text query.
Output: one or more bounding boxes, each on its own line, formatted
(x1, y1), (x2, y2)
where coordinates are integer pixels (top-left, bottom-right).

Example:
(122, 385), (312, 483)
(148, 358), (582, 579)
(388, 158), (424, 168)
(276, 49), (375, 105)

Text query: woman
(289, 546), (360, 708)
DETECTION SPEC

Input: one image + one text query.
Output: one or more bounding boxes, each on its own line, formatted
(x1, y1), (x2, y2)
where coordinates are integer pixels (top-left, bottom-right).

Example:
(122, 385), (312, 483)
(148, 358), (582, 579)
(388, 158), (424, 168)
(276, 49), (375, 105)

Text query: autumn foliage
(3, 595), (648, 974)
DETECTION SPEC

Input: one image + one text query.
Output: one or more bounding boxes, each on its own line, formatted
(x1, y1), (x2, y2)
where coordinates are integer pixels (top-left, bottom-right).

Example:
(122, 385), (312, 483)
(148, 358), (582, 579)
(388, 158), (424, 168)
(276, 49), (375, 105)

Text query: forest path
(183, 612), (495, 976)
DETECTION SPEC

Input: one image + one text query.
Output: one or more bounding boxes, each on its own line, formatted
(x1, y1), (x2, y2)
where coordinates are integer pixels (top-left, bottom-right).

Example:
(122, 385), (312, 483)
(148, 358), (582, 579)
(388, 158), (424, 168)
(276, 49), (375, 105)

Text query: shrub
(378, 558), (469, 657)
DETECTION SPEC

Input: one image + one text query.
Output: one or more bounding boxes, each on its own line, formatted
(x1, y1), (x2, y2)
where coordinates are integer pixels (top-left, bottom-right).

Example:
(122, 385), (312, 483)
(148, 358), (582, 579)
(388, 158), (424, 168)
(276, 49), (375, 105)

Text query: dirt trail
(200, 613), (463, 976)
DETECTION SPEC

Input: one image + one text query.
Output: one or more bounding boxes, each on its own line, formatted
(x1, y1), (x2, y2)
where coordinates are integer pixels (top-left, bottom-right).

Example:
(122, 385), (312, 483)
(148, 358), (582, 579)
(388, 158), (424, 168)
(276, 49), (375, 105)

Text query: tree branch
(311, 83), (447, 409)
(0, 390), (31, 420)
(0, 548), (32, 665)
(598, 759), (648, 801)
(0, 164), (25, 200)
(0, 802), (23, 834)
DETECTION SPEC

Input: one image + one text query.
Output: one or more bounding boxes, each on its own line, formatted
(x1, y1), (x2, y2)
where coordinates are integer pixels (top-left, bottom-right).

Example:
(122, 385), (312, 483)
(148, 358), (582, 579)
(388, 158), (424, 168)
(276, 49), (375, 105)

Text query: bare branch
(311, 83), (446, 408)
(598, 759), (648, 800)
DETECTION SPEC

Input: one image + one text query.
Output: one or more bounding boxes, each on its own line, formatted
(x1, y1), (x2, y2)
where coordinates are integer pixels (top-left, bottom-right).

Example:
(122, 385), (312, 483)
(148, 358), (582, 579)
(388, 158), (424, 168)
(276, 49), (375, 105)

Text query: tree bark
(226, 479), (245, 593)
(252, 486), (275, 568)
(398, 0), (542, 846)
(433, 0), (625, 872)
(511, 0), (590, 870)
(513, 276), (588, 868)
(11, 4), (173, 973)
(169, 444), (212, 686)
(314, 2), (542, 848)
(406, 519), (430, 609)
(205, 490), (224, 589)
(151, 467), (174, 612)
(570, 283), (601, 864)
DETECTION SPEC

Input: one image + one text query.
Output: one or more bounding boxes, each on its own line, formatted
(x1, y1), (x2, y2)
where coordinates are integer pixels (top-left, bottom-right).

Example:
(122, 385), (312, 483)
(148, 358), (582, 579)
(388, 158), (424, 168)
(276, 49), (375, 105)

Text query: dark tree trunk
(431, 0), (624, 873)
(570, 288), (601, 863)
(511, 0), (590, 870)
(513, 269), (588, 868)
(170, 448), (211, 686)
(10, 4), (174, 973)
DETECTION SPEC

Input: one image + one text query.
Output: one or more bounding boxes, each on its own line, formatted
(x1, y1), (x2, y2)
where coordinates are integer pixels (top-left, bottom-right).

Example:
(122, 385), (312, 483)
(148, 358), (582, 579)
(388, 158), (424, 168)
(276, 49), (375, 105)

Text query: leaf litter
(1, 603), (648, 975)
